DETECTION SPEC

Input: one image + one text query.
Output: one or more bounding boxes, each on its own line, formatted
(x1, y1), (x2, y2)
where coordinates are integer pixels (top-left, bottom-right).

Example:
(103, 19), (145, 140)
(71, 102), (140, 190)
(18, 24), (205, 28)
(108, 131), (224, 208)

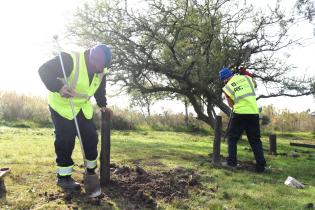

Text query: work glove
(238, 66), (254, 77)
(100, 107), (113, 114)
(59, 85), (75, 98)
(100, 107), (113, 119)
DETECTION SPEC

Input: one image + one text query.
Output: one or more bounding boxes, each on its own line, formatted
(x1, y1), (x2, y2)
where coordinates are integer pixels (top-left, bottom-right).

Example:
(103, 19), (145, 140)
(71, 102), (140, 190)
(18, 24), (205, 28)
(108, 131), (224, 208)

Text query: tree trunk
(147, 104), (151, 117)
(184, 98), (189, 128)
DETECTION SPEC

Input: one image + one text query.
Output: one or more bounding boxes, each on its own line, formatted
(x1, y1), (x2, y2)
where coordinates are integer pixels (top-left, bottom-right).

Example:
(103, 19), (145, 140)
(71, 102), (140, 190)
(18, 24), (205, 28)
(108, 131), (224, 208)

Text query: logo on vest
(234, 86), (243, 92)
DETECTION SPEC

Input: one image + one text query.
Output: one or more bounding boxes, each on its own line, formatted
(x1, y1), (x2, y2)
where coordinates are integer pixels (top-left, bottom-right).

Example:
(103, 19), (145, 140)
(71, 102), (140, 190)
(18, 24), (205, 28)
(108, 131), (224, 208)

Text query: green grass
(0, 127), (315, 209)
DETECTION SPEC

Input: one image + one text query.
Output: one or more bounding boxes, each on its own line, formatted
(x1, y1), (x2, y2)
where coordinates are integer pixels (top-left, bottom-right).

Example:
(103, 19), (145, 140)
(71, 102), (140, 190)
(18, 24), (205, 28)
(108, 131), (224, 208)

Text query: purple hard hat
(88, 44), (112, 73)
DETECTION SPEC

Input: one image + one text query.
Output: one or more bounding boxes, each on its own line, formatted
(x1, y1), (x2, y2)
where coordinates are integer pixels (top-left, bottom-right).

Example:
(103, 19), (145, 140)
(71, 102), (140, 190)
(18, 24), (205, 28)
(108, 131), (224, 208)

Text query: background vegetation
(0, 91), (314, 134)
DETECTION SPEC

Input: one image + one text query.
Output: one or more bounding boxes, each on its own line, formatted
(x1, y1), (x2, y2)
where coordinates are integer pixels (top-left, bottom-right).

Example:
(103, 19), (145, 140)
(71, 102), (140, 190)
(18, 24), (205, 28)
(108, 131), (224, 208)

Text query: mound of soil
(39, 165), (201, 209)
(106, 164), (201, 209)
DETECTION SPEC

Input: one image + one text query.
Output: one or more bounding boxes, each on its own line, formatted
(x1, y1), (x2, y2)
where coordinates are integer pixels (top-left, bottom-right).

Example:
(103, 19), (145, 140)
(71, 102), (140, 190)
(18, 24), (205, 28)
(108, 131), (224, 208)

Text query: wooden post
(269, 134), (277, 155)
(100, 110), (112, 187)
(212, 116), (222, 165)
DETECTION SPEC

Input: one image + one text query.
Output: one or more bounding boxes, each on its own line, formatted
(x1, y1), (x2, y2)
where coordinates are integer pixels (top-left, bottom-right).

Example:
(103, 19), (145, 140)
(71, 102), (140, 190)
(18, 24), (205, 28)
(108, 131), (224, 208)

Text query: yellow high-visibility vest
(48, 52), (105, 120)
(223, 75), (259, 114)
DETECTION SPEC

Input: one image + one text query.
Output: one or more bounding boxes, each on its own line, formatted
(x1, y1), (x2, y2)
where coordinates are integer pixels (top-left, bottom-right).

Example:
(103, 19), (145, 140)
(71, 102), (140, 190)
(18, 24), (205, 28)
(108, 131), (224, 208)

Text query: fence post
(212, 116), (222, 165)
(269, 134), (277, 155)
(100, 110), (112, 187)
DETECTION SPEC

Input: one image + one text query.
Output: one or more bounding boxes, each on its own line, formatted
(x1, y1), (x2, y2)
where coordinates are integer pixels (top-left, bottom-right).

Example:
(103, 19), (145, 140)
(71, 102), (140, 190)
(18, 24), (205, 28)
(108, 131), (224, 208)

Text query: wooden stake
(212, 116), (222, 165)
(100, 110), (112, 187)
(269, 134), (277, 155)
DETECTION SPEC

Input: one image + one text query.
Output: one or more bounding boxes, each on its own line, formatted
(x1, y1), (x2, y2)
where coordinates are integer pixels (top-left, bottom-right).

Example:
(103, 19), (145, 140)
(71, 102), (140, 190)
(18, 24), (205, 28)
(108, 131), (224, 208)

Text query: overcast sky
(0, 0), (314, 113)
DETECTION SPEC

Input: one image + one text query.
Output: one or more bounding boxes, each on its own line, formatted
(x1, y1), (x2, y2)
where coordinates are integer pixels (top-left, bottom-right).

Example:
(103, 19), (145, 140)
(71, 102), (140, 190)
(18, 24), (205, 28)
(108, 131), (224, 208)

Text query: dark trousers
(49, 107), (98, 167)
(227, 113), (266, 169)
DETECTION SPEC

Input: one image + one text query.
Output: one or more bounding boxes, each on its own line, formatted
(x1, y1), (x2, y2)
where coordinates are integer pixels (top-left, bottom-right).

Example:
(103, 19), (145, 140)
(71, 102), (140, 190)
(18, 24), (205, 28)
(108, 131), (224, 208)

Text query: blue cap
(219, 68), (233, 81)
(89, 44), (112, 72)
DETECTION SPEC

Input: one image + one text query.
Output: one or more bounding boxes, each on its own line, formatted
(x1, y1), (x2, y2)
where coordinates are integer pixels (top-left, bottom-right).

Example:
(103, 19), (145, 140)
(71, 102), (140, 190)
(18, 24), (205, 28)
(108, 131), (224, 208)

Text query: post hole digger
(50, 36), (102, 197)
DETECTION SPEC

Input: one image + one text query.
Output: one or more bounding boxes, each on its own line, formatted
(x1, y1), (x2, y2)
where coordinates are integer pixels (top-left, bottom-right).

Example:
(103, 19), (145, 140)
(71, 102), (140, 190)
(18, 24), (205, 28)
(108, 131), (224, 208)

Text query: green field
(0, 127), (315, 210)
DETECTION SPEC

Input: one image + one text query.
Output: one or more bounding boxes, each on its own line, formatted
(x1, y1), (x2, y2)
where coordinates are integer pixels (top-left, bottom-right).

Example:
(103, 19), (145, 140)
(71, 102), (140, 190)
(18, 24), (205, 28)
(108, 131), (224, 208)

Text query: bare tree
(68, 0), (315, 129)
(295, 0), (315, 22)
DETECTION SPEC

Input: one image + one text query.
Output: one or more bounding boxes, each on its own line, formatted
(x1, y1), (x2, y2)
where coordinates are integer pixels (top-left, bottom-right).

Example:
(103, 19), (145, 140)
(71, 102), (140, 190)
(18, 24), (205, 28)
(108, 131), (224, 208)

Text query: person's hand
(238, 66), (253, 77)
(100, 107), (113, 118)
(59, 85), (75, 98)
(100, 107), (112, 113)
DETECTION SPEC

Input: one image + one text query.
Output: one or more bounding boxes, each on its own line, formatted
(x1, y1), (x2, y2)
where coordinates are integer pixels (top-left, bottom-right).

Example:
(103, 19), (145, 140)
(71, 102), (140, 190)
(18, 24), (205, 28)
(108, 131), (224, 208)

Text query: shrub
(7, 92), (315, 134)
(93, 106), (137, 130)
(0, 91), (51, 127)
(93, 106), (211, 133)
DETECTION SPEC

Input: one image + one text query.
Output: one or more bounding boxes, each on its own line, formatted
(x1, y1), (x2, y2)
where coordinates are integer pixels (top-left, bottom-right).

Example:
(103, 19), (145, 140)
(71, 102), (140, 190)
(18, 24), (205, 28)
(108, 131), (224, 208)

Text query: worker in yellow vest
(219, 68), (267, 172)
(38, 44), (112, 189)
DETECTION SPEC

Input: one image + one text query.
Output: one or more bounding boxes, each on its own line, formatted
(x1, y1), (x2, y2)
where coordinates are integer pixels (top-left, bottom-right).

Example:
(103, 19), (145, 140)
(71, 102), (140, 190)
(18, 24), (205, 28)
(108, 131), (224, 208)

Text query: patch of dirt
(39, 190), (111, 209)
(39, 192), (68, 201)
(38, 165), (201, 209)
(131, 159), (143, 165)
(39, 191), (76, 202)
(105, 165), (201, 209)
(86, 192), (110, 206)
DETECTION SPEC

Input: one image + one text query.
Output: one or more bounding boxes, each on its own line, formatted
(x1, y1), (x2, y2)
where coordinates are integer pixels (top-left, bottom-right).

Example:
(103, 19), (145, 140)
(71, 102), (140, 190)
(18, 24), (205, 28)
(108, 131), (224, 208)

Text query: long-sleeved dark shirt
(38, 51), (107, 107)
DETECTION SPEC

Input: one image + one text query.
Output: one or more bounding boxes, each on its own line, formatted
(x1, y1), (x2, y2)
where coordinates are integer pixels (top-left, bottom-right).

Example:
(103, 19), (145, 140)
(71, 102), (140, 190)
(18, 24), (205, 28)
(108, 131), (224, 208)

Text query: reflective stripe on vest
(234, 76), (255, 103)
(58, 165), (73, 176)
(48, 52), (104, 120)
(223, 75), (259, 114)
(85, 159), (97, 169)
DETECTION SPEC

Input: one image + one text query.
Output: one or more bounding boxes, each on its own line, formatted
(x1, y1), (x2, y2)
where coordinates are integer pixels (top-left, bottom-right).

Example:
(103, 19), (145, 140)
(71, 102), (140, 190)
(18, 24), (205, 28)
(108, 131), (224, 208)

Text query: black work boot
(57, 175), (81, 190)
(87, 167), (96, 175)
(256, 163), (271, 173)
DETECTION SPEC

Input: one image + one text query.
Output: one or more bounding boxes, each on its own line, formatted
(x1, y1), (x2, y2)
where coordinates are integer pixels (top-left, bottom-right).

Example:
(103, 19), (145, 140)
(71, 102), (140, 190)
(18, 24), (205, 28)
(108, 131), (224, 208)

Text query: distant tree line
(0, 91), (314, 133)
